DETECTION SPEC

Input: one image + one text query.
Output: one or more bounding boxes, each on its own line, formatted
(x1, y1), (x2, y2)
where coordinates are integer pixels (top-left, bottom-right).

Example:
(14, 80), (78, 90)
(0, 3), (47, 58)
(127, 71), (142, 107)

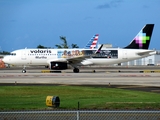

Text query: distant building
(121, 53), (160, 66)
(98, 44), (112, 48)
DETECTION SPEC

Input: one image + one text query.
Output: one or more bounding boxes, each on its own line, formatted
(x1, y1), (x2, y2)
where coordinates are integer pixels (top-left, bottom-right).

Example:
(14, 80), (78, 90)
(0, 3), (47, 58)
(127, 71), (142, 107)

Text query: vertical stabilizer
(85, 34), (99, 49)
(124, 24), (154, 49)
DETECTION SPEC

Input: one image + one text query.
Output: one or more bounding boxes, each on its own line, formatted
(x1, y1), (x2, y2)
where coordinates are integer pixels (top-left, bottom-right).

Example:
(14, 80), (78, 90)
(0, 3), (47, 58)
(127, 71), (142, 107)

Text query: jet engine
(50, 62), (68, 70)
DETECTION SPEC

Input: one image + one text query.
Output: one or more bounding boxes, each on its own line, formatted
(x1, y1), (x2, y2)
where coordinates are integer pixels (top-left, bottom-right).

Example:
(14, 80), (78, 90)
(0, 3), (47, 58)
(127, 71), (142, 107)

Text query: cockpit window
(10, 53), (16, 56)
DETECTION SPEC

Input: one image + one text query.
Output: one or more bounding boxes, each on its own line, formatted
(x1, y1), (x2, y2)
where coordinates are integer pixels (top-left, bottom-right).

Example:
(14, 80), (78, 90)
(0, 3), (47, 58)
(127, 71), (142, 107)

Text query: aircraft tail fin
(85, 34), (99, 49)
(124, 24), (154, 49)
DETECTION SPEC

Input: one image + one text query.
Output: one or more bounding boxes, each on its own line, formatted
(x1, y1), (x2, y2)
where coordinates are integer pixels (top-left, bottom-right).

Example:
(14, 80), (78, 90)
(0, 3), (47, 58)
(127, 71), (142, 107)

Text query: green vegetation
(0, 85), (159, 110)
(55, 36), (79, 48)
(0, 51), (10, 55)
(36, 36), (79, 49)
(37, 45), (49, 49)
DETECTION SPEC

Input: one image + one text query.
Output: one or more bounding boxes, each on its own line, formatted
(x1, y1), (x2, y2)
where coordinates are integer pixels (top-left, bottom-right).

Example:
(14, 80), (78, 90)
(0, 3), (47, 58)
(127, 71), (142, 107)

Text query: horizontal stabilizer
(137, 50), (156, 56)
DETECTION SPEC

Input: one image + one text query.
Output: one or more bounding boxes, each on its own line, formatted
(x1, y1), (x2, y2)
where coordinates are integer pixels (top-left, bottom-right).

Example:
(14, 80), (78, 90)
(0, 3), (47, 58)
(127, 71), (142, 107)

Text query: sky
(0, 0), (160, 52)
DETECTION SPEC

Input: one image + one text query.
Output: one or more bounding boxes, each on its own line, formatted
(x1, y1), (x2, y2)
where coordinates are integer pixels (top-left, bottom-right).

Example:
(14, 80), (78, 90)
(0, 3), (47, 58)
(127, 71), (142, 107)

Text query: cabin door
(21, 50), (26, 60)
(122, 50), (127, 59)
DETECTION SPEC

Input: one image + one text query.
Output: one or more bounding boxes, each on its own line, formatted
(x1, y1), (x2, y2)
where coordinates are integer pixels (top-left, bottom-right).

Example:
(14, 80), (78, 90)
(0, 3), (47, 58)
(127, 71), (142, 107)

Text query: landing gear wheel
(73, 68), (79, 73)
(22, 69), (26, 73)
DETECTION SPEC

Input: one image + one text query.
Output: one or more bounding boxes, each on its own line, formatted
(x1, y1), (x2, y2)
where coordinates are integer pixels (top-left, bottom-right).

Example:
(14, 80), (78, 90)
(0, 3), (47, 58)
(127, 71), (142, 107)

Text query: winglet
(95, 44), (103, 54)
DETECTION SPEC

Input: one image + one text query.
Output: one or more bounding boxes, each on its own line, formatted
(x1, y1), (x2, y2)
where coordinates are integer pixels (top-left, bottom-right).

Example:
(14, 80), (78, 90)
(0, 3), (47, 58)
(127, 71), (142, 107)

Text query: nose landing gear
(22, 66), (26, 73)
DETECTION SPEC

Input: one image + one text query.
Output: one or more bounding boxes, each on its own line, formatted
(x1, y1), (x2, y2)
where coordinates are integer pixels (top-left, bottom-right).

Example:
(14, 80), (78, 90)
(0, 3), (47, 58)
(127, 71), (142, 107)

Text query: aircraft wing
(66, 54), (91, 64)
(48, 54), (91, 64)
(137, 50), (156, 56)
(67, 44), (103, 64)
(48, 44), (103, 64)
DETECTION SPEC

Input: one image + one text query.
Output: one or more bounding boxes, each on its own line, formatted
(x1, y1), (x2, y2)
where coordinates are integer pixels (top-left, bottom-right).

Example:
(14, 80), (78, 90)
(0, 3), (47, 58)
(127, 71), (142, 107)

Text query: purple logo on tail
(134, 31), (150, 48)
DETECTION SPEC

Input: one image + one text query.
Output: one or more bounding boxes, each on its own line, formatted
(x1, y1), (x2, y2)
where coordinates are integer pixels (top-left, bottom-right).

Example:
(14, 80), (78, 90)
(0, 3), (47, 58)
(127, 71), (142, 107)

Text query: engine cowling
(50, 62), (68, 70)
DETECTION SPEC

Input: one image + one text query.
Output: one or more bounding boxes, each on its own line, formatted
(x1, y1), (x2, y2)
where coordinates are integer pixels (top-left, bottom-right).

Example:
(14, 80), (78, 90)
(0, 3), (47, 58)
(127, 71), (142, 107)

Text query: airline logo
(30, 49), (52, 53)
(134, 31), (150, 48)
(86, 34), (99, 49)
(90, 34), (99, 49)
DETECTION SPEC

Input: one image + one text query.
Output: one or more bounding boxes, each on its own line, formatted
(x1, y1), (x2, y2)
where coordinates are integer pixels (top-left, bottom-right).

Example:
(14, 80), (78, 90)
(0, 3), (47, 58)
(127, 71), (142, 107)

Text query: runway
(0, 67), (160, 91)
(0, 72), (160, 86)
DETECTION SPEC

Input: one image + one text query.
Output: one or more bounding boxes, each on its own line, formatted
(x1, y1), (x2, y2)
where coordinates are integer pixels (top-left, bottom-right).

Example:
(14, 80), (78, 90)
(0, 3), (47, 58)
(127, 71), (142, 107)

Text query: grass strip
(0, 85), (159, 110)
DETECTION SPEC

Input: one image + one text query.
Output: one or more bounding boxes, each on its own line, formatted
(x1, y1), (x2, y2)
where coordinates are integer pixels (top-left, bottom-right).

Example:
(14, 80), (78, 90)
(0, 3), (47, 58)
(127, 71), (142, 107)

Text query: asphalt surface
(0, 66), (160, 94)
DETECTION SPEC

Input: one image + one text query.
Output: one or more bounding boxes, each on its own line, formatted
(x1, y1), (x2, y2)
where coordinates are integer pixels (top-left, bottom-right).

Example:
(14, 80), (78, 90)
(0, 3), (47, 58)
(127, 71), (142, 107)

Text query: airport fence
(0, 110), (160, 120)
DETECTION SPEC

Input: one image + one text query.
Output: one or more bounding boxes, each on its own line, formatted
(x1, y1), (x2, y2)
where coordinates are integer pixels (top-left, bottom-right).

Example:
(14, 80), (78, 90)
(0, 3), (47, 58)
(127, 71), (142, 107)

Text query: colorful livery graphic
(125, 24), (154, 49)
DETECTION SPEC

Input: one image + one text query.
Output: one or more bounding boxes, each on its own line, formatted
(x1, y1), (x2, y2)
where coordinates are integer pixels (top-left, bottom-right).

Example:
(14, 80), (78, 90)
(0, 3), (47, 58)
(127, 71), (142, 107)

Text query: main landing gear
(22, 69), (26, 73)
(73, 67), (79, 73)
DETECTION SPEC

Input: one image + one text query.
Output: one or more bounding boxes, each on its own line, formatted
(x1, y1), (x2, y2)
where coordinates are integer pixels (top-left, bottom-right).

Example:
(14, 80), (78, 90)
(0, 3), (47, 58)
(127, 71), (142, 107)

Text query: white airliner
(2, 24), (156, 73)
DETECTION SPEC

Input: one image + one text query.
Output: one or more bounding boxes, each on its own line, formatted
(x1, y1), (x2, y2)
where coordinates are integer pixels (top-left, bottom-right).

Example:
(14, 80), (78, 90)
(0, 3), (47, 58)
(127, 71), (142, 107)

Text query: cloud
(97, 0), (123, 9)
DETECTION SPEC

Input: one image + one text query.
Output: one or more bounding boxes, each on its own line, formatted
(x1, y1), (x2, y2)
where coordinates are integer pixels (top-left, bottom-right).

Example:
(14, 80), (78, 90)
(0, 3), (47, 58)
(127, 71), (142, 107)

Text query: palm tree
(55, 36), (79, 48)
(71, 44), (79, 48)
(55, 36), (69, 48)
(37, 45), (47, 49)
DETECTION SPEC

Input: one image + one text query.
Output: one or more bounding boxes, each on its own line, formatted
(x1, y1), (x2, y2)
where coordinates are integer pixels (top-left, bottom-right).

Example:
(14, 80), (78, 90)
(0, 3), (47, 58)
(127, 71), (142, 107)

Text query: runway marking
(0, 74), (72, 78)
(119, 75), (151, 77)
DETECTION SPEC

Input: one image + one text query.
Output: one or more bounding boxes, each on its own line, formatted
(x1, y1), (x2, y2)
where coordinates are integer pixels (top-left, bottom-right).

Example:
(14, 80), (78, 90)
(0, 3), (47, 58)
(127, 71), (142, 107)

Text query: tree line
(1, 36), (79, 55)
(0, 51), (10, 55)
